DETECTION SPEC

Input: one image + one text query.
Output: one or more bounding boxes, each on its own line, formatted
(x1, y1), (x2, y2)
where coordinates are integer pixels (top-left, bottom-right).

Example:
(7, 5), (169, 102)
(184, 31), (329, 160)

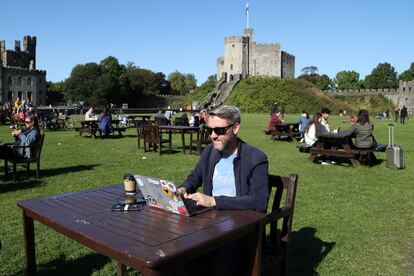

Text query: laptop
(134, 174), (212, 217)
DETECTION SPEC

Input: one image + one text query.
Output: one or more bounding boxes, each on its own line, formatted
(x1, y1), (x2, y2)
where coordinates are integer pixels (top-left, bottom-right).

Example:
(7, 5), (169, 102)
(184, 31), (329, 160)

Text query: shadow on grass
(289, 227), (336, 275)
(11, 253), (110, 276)
(41, 164), (101, 178)
(0, 179), (42, 193)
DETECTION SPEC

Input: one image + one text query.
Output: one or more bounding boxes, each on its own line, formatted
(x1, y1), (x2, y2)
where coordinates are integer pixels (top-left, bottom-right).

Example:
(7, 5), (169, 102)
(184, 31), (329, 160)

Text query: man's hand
(11, 129), (21, 137)
(188, 192), (216, 208)
(177, 187), (188, 199)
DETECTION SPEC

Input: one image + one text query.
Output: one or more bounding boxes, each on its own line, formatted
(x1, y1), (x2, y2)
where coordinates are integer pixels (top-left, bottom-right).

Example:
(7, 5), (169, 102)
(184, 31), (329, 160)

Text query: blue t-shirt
(212, 152), (237, 197)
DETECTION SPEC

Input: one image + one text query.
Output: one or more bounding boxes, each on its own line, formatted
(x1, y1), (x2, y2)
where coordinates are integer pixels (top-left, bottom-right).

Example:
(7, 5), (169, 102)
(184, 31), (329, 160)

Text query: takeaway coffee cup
(123, 174), (136, 195)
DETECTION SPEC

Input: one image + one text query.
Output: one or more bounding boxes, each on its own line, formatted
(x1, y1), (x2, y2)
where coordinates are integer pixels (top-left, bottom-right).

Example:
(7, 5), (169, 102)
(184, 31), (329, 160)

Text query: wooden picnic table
(17, 184), (265, 276)
(158, 125), (200, 154)
(266, 122), (300, 141)
(76, 120), (125, 138)
(308, 131), (376, 166)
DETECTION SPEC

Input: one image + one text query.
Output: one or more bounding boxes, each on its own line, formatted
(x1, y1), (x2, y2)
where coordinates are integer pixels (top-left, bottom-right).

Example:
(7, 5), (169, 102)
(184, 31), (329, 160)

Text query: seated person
(267, 110), (284, 131)
(304, 113), (322, 146)
(297, 110), (310, 133)
(0, 116), (40, 160)
(177, 105), (268, 275)
(85, 107), (98, 121)
(320, 107), (339, 133)
(348, 109), (376, 149)
(154, 108), (171, 125)
(98, 107), (113, 135)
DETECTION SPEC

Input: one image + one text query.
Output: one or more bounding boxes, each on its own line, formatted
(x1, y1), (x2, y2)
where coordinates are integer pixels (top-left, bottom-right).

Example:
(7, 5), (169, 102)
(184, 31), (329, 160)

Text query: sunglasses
(206, 124), (235, 135)
(24, 121), (32, 124)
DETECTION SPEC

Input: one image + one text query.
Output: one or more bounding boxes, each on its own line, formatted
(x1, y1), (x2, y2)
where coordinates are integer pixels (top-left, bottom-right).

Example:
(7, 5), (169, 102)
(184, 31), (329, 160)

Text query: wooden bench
(296, 143), (312, 153)
(308, 132), (377, 166)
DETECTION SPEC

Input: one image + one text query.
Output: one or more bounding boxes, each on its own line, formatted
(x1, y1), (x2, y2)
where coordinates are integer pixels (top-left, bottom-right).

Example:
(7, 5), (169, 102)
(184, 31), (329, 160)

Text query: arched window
(27, 77), (32, 86)
(8, 76), (12, 85)
(17, 77), (22, 85)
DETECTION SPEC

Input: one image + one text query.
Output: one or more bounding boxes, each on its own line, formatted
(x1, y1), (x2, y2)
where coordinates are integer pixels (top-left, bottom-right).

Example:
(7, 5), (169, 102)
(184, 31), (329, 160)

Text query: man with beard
(177, 105), (269, 276)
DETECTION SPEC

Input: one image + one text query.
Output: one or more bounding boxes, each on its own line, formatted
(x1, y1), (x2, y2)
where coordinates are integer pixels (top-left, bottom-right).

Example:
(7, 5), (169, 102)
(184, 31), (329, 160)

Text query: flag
(246, 2), (249, 16)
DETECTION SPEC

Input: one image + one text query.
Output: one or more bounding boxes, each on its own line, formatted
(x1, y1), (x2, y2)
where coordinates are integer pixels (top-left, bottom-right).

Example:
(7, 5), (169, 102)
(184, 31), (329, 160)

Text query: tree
(64, 63), (102, 105)
(398, 62), (414, 82)
(315, 74), (332, 90)
(168, 71), (197, 95)
(332, 70), (363, 90)
(301, 66), (318, 75)
(364, 62), (398, 89)
(46, 81), (65, 105)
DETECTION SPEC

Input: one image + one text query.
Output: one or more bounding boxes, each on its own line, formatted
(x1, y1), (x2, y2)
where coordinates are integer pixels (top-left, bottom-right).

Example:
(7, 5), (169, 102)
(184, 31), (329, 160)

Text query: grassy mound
(181, 77), (395, 114)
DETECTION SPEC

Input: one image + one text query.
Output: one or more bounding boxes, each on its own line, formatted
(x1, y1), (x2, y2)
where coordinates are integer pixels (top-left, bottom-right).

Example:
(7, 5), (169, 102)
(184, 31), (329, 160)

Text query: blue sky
(2, 0), (413, 85)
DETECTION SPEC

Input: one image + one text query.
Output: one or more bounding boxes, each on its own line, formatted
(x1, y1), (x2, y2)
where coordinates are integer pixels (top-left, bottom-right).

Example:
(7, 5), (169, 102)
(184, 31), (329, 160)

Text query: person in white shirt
(85, 107), (98, 121)
(304, 112), (322, 146)
(320, 108), (331, 133)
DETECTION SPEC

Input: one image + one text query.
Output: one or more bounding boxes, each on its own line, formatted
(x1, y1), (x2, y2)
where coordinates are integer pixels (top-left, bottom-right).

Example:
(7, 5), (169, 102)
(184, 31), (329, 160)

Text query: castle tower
(15, 40), (21, 52)
(24, 36), (36, 69)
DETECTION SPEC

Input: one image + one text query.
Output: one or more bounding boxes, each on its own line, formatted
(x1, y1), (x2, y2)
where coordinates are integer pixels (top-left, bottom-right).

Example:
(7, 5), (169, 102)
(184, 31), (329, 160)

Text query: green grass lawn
(0, 114), (413, 275)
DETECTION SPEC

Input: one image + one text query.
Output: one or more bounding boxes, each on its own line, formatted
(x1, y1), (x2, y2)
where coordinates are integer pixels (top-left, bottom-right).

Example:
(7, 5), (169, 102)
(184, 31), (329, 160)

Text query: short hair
(208, 105), (241, 125)
(321, 108), (331, 114)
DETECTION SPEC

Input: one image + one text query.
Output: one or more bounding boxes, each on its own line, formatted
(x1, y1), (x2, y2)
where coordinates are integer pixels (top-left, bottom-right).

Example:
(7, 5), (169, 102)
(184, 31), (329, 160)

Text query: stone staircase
(198, 79), (239, 110)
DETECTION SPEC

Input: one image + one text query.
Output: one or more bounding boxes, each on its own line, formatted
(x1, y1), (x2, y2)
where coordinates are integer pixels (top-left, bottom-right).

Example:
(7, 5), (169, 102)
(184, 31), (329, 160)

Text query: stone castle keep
(0, 36), (47, 105)
(216, 28), (295, 82)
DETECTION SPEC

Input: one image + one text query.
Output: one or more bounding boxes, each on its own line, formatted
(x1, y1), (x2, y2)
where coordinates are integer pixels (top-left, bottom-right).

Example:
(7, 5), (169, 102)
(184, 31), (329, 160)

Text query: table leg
(181, 131), (186, 154)
(22, 210), (36, 276)
(117, 262), (126, 276)
(250, 223), (262, 276)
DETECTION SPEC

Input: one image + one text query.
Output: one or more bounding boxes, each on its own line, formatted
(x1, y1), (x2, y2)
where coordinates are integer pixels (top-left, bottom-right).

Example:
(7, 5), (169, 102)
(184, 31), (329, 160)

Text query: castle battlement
(224, 36), (244, 42)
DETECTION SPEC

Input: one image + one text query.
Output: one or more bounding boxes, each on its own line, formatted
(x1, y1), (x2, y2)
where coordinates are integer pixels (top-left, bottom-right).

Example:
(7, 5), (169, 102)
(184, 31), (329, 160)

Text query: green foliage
(315, 74), (332, 90)
(333, 94), (394, 114)
(333, 70), (364, 90)
(225, 77), (354, 114)
(301, 66), (318, 75)
(181, 76), (217, 105)
(46, 81), (65, 105)
(398, 62), (414, 82)
(168, 71), (197, 95)
(364, 62), (398, 89)
(298, 74), (319, 85)
(63, 58), (172, 108)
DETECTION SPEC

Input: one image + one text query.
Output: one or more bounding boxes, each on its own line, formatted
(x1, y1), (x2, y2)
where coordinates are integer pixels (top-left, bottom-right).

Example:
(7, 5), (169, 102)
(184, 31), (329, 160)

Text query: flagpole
(246, 2), (249, 28)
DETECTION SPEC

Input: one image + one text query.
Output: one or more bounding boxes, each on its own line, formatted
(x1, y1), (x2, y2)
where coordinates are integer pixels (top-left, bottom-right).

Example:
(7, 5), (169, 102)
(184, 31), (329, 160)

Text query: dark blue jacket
(180, 138), (269, 212)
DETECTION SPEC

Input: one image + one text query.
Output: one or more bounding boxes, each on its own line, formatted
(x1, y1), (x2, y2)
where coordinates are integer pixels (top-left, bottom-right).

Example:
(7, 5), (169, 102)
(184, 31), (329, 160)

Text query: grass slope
(182, 77), (394, 115)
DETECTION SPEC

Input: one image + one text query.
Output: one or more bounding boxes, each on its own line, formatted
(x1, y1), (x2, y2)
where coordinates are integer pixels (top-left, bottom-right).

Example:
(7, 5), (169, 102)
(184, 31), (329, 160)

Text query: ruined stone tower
(0, 35), (46, 105)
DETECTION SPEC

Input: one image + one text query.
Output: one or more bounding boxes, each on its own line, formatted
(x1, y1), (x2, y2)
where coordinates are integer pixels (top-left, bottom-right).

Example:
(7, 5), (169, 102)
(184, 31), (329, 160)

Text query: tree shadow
(41, 164), (101, 177)
(11, 253), (110, 276)
(0, 179), (42, 193)
(289, 227), (336, 275)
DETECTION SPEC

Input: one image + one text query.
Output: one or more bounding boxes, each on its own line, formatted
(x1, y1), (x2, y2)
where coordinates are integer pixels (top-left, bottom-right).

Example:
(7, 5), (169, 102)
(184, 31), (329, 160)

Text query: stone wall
(325, 80), (414, 112)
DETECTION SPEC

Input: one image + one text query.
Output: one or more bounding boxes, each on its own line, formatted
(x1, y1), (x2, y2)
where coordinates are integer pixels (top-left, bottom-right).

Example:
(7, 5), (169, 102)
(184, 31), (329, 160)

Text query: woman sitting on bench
(347, 109), (377, 149)
(304, 112), (322, 146)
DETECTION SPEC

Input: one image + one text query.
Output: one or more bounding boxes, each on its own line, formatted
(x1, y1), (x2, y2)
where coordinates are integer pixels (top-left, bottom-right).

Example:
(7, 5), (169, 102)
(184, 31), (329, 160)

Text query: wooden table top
(17, 184), (265, 271)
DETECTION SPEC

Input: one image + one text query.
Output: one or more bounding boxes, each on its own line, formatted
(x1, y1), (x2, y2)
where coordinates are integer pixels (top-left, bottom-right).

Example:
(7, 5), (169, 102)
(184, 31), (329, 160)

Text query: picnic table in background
(75, 119), (125, 138)
(265, 122), (300, 141)
(308, 131), (377, 166)
(157, 125), (200, 154)
(17, 184), (264, 275)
